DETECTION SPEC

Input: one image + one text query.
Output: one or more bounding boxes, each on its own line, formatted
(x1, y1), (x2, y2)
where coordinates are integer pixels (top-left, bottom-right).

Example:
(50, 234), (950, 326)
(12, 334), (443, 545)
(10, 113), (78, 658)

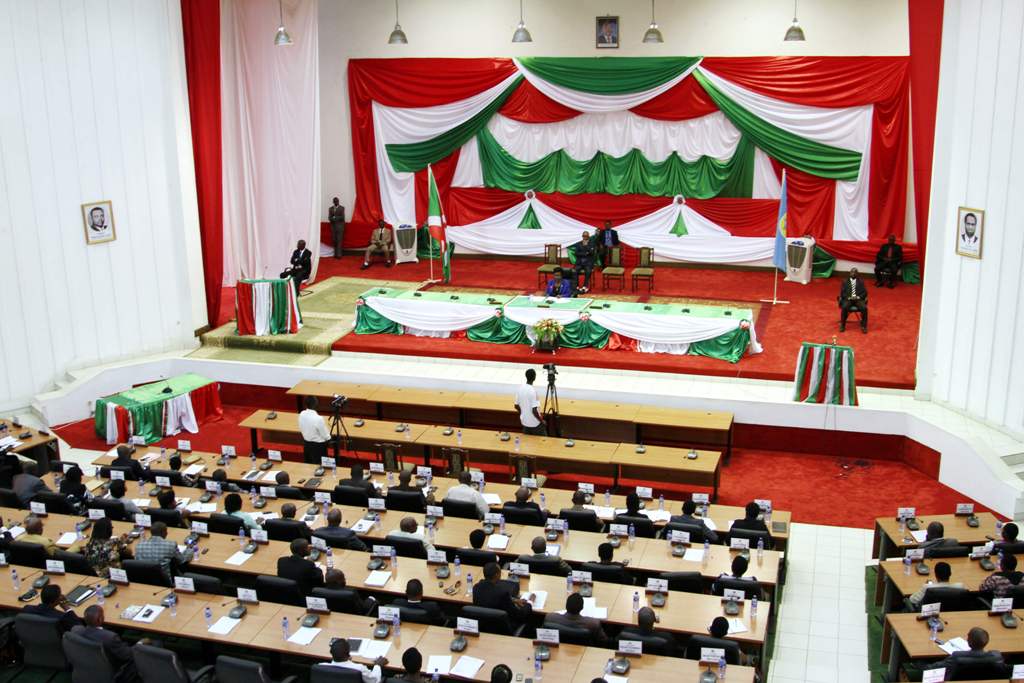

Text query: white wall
(0, 0), (206, 412)
(318, 0), (910, 215)
(915, 0), (1024, 439)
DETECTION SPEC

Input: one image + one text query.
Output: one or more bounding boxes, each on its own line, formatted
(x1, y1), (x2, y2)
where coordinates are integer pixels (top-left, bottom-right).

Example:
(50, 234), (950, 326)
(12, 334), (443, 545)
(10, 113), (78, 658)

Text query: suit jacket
(472, 579), (531, 622)
(668, 513), (719, 543)
(598, 227), (620, 247)
(391, 597), (445, 625)
(272, 518), (312, 540)
(313, 526), (368, 552)
(933, 649), (1007, 677)
(111, 456), (145, 481)
(13, 473), (51, 506)
(23, 603), (83, 634)
(70, 624), (133, 665)
(876, 242), (903, 266)
(573, 240), (597, 268)
(502, 501), (546, 525)
(290, 249), (312, 280)
(516, 551), (571, 576)
(545, 278), (572, 297)
(839, 277), (868, 304)
(337, 477), (377, 498)
(919, 537), (960, 557)
(544, 611), (608, 645)
(730, 518), (770, 541)
(277, 554), (324, 595)
(328, 204), (346, 224)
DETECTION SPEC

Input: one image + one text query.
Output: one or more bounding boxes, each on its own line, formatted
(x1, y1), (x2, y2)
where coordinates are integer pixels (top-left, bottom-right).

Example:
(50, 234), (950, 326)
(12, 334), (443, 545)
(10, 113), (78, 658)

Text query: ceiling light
(784, 0), (806, 41)
(388, 0), (408, 44)
(512, 0), (532, 43)
(274, 0), (293, 46)
(643, 0), (664, 44)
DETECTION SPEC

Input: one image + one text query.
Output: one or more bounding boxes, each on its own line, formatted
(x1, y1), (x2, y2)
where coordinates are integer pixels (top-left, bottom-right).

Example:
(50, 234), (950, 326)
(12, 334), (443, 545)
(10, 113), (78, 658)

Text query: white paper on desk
(183, 464), (205, 476)
(132, 604), (165, 623)
(641, 510), (672, 523)
(262, 471), (282, 482)
(208, 616), (241, 635)
(702, 518), (717, 531)
(581, 597), (607, 619)
(225, 551), (253, 566)
(922, 668), (946, 683)
(910, 530), (929, 543)
(487, 534), (510, 550)
(187, 503), (218, 514)
(287, 627), (321, 646)
(523, 590), (548, 610)
(727, 618), (748, 635)
(174, 498), (190, 508)
(451, 656), (485, 679)
(364, 570), (392, 587)
(56, 532), (79, 546)
(937, 637), (968, 655)
(426, 655), (452, 676)
(256, 512), (279, 521)
(133, 499), (152, 508)
(482, 493), (502, 506)
(584, 505), (616, 519)
(605, 676), (628, 683)
(683, 548), (705, 562)
(6, 526), (24, 539)
(356, 639), (391, 660)
(1012, 664), (1024, 679)
(351, 519), (375, 533)
(177, 545), (188, 554)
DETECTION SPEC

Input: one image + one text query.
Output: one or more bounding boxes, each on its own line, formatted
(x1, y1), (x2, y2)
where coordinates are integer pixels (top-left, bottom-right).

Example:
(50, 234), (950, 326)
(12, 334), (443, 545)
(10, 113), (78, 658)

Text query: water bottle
(757, 537), (764, 563)
(604, 490), (611, 506)
(404, 426), (411, 441)
(903, 555), (912, 575)
(391, 546), (398, 568)
(76, 526), (84, 542)
(96, 584), (105, 606)
(250, 450), (256, 467)
(281, 616), (290, 640)
(996, 519), (1004, 537)
(431, 671), (440, 683)
(456, 429), (463, 447)
(717, 656), (727, 680)
(539, 492), (546, 512)
(658, 494), (664, 511)
(331, 459), (337, 478)
(9, 568), (17, 591)
(898, 518), (905, 534)
(249, 487), (256, 505)
(929, 620), (939, 642)
(566, 575), (573, 594)
(632, 591), (640, 613)
(514, 436), (521, 453)
(454, 556), (461, 576)
(204, 606), (213, 627)
(238, 527), (246, 550)
(393, 614), (401, 638)
(169, 593), (177, 617)
(604, 659), (613, 677)
(751, 595), (758, 619)
(138, 478), (145, 495)
(479, 475), (486, 492)
(161, 447), (167, 461)
(466, 572), (473, 596)
(499, 516), (506, 536)
(628, 523), (636, 548)
(564, 524), (570, 542)
(387, 471), (395, 487)
(428, 523), (436, 542)
(534, 654), (543, 682)
(322, 502), (329, 521)
(326, 548), (334, 569)
(374, 513), (381, 531)
(704, 538), (711, 555)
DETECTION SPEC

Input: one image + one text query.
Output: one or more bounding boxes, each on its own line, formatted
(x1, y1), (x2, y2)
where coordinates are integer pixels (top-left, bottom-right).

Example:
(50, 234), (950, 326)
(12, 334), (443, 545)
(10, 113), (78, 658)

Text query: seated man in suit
(337, 464), (377, 498)
(210, 468), (242, 493)
(714, 555), (761, 600)
(314, 508), (368, 551)
(838, 267), (868, 333)
(106, 479), (141, 516)
(544, 592), (609, 646)
(472, 561), (533, 625)
(19, 516), (58, 556)
(670, 500), (719, 543)
(613, 492), (652, 536)
(390, 470), (432, 507)
(13, 462), (51, 506)
(388, 516), (436, 556)
(908, 561), (963, 609)
(874, 235), (903, 288)
(390, 578), (445, 625)
(458, 529), (499, 567)
(978, 553), (1024, 597)
(571, 230), (598, 294)
(502, 486), (546, 526)
(280, 239), (313, 293)
(361, 219), (393, 270)
(731, 501), (770, 536)
(23, 584), (84, 634)
(560, 489), (590, 514)
(545, 267), (572, 298)
(516, 536), (571, 576)
(596, 220), (619, 266)
(277, 538), (325, 595)
(928, 627), (1008, 678)
(72, 605), (137, 681)
(443, 470), (489, 519)
(919, 521), (960, 557)
(619, 606), (674, 655)
(588, 542), (631, 584)
(110, 444), (145, 480)
(275, 503), (312, 540)
(324, 568), (376, 614)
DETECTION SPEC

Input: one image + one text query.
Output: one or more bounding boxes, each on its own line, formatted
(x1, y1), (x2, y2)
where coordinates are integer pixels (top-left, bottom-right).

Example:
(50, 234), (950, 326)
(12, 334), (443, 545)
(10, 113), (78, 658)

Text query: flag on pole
(772, 171), (788, 271)
(426, 164), (451, 282)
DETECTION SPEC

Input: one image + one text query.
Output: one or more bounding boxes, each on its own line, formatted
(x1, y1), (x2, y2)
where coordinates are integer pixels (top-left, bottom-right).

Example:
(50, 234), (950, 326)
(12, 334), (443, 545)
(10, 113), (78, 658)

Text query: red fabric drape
(180, 0), (223, 326)
(234, 282), (255, 335)
(908, 0), (944, 278)
(499, 80), (580, 122)
(188, 382), (224, 425)
(630, 75), (720, 120)
(685, 199), (778, 237)
(541, 192), (671, 225)
(414, 151), (461, 226)
(348, 59), (519, 244)
(784, 167), (837, 240)
(446, 188), (525, 225)
(817, 240), (919, 263)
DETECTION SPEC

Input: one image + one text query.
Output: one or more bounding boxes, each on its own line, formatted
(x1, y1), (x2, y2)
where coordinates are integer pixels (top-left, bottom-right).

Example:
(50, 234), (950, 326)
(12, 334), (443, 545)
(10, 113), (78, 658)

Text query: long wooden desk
(875, 554), (1015, 612)
(287, 380), (735, 458)
(873, 513), (1001, 560)
(0, 421), (59, 473)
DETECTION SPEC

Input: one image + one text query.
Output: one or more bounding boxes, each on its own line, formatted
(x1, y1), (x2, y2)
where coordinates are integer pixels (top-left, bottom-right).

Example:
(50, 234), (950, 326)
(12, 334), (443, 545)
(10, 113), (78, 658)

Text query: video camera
(330, 394), (348, 409)
(542, 363), (557, 376)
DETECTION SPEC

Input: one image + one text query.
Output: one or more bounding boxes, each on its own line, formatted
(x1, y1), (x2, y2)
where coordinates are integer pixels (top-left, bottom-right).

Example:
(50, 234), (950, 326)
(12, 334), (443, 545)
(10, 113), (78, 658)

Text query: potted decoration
(533, 318), (564, 354)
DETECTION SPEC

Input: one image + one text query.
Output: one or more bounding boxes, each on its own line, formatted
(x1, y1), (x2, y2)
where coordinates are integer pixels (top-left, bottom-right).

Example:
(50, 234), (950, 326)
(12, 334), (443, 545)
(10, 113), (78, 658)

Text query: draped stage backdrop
(348, 56), (917, 268)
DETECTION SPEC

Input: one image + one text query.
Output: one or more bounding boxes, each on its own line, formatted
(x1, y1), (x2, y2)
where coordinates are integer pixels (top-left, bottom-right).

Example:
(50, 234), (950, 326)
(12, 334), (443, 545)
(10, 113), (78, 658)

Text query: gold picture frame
(596, 15), (619, 48)
(955, 206), (983, 259)
(82, 200), (116, 245)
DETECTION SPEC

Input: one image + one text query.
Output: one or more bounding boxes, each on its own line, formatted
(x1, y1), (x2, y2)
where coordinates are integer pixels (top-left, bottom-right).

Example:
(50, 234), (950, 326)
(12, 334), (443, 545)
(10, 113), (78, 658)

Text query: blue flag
(772, 172), (788, 271)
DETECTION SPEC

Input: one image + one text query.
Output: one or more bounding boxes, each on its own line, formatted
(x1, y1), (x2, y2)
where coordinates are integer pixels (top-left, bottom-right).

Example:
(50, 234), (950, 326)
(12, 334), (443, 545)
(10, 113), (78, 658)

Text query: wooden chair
(536, 244), (562, 288)
(509, 453), (547, 488)
(442, 447), (470, 477)
(631, 247), (655, 292)
(375, 442), (412, 473)
(600, 246), (625, 291)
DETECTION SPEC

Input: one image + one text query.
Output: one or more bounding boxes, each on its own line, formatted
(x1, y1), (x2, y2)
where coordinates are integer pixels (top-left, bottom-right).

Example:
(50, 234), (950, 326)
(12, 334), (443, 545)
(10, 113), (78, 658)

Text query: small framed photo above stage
(596, 15), (619, 48)
(82, 200), (116, 245)
(955, 206), (983, 259)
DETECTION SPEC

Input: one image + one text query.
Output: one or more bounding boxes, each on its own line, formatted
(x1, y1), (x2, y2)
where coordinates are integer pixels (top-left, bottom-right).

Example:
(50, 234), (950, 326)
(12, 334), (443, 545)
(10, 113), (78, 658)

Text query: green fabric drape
(518, 204), (542, 229)
(670, 211), (688, 236)
(270, 280), (290, 333)
(94, 374), (214, 443)
(477, 127), (755, 199)
(812, 246), (837, 278)
(902, 262), (920, 284)
(416, 225), (455, 260)
(386, 78), (523, 173)
(559, 319), (610, 349)
(688, 327), (752, 364)
(692, 70), (862, 181)
(354, 305), (403, 335)
(466, 316), (531, 344)
(517, 57), (701, 94)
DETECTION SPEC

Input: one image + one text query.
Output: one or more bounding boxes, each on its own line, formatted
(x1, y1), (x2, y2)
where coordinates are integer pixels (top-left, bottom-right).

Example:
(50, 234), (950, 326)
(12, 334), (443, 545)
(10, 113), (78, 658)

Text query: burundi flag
(772, 170), (788, 271)
(426, 164), (451, 282)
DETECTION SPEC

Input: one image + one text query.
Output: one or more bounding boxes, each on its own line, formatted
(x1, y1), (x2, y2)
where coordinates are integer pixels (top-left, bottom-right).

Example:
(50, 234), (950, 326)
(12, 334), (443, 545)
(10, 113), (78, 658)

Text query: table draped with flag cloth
(235, 278), (302, 336)
(93, 374), (223, 445)
(354, 288), (760, 363)
(792, 342), (857, 405)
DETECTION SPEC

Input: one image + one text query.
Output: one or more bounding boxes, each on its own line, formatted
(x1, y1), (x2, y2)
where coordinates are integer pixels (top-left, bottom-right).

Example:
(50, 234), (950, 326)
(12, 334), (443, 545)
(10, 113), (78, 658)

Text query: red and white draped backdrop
(347, 57), (922, 268)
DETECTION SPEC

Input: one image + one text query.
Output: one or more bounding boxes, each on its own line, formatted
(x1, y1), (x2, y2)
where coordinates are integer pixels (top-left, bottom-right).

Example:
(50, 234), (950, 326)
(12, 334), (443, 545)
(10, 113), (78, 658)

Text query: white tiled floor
(771, 522), (876, 683)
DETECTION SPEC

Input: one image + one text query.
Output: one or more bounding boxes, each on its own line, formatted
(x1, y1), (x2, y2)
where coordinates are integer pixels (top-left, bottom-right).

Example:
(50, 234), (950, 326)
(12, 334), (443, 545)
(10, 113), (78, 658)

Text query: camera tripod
(543, 368), (560, 437)
(329, 400), (350, 459)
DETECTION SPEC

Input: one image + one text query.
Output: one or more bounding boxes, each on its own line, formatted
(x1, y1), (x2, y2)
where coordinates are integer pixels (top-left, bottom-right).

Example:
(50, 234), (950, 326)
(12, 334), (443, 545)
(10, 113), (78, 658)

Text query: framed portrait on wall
(955, 206), (983, 259)
(596, 16), (619, 48)
(82, 200), (116, 245)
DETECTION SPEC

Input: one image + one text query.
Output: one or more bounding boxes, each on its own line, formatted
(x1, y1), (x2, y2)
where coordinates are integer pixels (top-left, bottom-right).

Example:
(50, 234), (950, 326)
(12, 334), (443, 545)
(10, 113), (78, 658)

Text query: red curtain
(908, 0), (945, 277)
(630, 75), (719, 120)
(348, 58), (519, 244)
(180, 0), (223, 326)
(818, 240), (919, 263)
(499, 80), (580, 122)
(234, 282), (254, 335)
(685, 199), (778, 237)
(413, 150), (461, 226)
(784, 167), (837, 240)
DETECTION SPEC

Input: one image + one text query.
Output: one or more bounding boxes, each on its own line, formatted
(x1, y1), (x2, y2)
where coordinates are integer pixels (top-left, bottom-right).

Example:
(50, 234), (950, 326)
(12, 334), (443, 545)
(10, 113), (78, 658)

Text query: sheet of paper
(287, 627), (321, 646)
(183, 464), (205, 476)
(641, 510), (672, 522)
(351, 519), (375, 533)
(581, 597), (607, 619)
(208, 616), (241, 635)
(583, 505), (617, 519)
(487, 534), (510, 550)
(174, 498), (190, 508)
(85, 479), (105, 492)
(605, 676), (628, 683)
(255, 512), (279, 521)
(356, 639), (391, 660)
(683, 548), (705, 562)
(451, 656), (485, 678)
(481, 493), (502, 506)
(56, 532), (79, 546)
(727, 618), (748, 635)
(185, 503), (218, 513)
(937, 637), (968, 655)
(225, 551), (253, 566)
(910, 530), (929, 543)
(262, 470), (282, 482)
(132, 604), (165, 623)
(364, 570), (392, 587)
(523, 590), (548, 610)
(426, 656), (452, 676)
(7, 526), (24, 538)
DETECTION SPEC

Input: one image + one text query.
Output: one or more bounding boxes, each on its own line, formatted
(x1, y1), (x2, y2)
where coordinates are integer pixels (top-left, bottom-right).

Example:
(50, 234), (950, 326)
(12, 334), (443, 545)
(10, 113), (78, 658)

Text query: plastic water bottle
(717, 656), (727, 680)
(903, 555), (912, 576)
(322, 502), (329, 522)
(702, 538), (710, 567)
(281, 616), (290, 640)
(604, 490), (611, 506)
(499, 516), (506, 536)
(929, 620), (939, 642)
(169, 593), (177, 617)
(996, 519), (1004, 537)
(534, 654), (543, 682)
(76, 526), (84, 542)
(391, 546), (398, 568)
(204, 606), (213, 627)
(431, 671), (440, 683)
(757, 537), (764, 563)
(539, 492), (546, 512)
(374, 513), (381, 531)
(249, 487), (257, 505)
(138, 478), (145, 495)
(479, 475), (486, 492)
(161, 447), (167, 460)
(96, 585), (105, 606)
(466, 572), (474, 596)
(9, 569), (18, 591)
(751, 595), (758, 619)
(628, 523), (636, 548)
(250, 451), (256, 467)
(387, 471), (394, 487)
(238, 527), (246, 550)
(514, 436), (521, 453)
(404, 426), (411, 441)
(454, 557), (461, 576)
(898, 518), (905, 534)
(326, 548), (334, 569)
(633, 591), (640, 613)
(564, 525), (570, 542)
(658, 494), (665, 511)
(566, 575), (573, 594)
(456, 430), (463, 447)
(393, 614), (401, 638)
(428, 523), (436, 542)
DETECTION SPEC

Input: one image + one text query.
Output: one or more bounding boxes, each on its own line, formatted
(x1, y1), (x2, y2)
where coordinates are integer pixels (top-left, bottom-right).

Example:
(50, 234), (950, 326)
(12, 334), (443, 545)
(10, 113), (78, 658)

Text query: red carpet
(219, 256), (920, 389)
(56, 402), (991, 529)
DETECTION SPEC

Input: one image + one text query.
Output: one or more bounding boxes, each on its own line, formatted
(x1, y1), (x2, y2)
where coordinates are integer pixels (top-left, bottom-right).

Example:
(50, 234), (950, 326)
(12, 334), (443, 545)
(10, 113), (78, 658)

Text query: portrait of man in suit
(596, 16), (619, 48)
(956, 207), (983, 259)
(82, 201), (116, 245)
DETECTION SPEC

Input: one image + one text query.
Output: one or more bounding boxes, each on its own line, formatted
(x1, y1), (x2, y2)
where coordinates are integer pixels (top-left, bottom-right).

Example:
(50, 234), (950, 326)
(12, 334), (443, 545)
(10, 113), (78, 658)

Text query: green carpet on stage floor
(298, 275), (418, 318)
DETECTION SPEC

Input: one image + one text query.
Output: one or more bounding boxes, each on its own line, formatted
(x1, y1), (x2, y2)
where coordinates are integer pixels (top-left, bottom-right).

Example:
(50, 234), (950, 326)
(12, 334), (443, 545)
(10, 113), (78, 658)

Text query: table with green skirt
(94, 373), (223, 445)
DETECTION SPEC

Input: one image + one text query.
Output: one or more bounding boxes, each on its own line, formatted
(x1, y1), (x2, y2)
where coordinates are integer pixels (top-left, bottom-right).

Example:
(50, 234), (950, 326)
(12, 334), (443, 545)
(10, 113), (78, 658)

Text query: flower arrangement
(579, 312), (591, 322)
(355, 297), (365, 307)
(494, 309), (503, 318)
(533, 318), (564, 338)
(739, 320), (751, 330)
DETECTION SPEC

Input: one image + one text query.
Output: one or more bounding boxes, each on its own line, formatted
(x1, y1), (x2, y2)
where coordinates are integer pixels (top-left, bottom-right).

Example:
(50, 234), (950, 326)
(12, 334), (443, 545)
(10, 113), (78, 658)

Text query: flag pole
(761, 169), (791, 305)
(760, 268), (790, 305)
(424, 163), (443, 285)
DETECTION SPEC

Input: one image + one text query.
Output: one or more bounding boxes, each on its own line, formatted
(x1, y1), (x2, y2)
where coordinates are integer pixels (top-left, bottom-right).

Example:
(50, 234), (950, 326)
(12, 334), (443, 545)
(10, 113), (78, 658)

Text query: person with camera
(299, 395), (331, 464)
(514, 368), (546, 436)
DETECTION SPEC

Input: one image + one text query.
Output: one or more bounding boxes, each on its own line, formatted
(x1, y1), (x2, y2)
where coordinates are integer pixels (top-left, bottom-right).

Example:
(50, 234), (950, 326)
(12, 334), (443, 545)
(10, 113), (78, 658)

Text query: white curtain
(105, 403), (120, 445)
(752, 148), (782, 199)
(452, 136), (483, 187)
(363, 296), (498, 333)
(253, 281), (272, 336)
(221, 0), (320, 284)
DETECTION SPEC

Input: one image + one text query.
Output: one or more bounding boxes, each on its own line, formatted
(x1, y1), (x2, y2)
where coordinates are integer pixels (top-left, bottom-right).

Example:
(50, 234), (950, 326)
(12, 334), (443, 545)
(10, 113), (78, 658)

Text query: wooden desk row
(873, 512), (1002, 560)
(0, 421), (59, 473)
(875, 554), (1019, 613)
(0, 564), (757, 682)
(286, 380), (735, 459)
(241, 410), (724, 500)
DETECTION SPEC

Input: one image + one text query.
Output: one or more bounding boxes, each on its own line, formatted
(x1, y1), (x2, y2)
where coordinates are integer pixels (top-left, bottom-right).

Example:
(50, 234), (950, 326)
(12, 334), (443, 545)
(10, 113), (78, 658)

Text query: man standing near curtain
(596, 220), (619, 266)
(328, 197), (345, 259)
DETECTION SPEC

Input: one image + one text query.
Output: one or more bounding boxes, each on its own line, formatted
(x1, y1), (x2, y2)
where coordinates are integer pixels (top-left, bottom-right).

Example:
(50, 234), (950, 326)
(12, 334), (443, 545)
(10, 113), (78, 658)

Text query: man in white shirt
(443, 471), (489, 518)
(322, 638), (386, 683)
(514, 368), (546, 436)
(387, 516), (436, 556)
(298, 396), (331, 464)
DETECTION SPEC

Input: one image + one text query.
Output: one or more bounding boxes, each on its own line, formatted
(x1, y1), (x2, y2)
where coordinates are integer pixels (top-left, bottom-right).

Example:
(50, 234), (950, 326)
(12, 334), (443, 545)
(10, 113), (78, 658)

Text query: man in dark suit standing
(596, 220), (619, 266)
(472, 562), (533, 625)
(874, 235), (903, 288)
(328, 197), (346, 259)
(838, 267), (868, 333)
(72, 605), (137, 680)
(281, 239), (312, 294)
(277, 538), (325, 595)
(572, 231), (598, 294)
(390, 578), (445, 625)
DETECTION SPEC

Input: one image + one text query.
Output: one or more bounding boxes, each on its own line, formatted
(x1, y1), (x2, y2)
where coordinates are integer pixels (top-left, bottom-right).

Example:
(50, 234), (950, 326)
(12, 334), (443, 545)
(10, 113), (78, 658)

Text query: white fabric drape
(452, 136), (483, 187)
(221, 0), (320, 284)
(588, 309), (761, 355)
(253, 281), (271, 336)
(486, 111), (741, 163)
(163, 394), (198, 436)
(105, 403), (120, 445)
(832, 134), (872, 241)
(363, 296), (498, 333)
(514, 58), (702, 113)
(752, 148), (782, 199)
(503, 303), (589, 329)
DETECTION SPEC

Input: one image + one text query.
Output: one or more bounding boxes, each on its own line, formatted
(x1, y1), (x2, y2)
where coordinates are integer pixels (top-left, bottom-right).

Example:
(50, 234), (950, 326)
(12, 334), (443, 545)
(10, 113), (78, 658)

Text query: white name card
(545, 519), (566, 531)
(29, 502), (46, 516)
(521, 477), (538, 489)
(955, 503), (974, 515)
(178, 440), (192, 451)
(314, 491), (332, 504)
(509, 562), (530, 577)
(251, 529), (268, 544)
(130, 436), (147, 446)
(571, 571), (592, 584)
(88, 508), (106, 520)
(730, 537), (750, 550)
(0, 553), (6, 566)
(1012, 664), (1024, 679)
(135, 514), (152, 528)
(922, 668), (946, 683)
(635, 486), (653, 499)
(109, 568), (129, 585)
(692, 493), (710, 504)
(578, 483), (595, 494)
(427, 549), (448, 564)
(992, 597), (1013, 613)
(306, 596), (328, 613)
(369, 462), (384, 473)
(610, 524), (628, 537)
(618, 640), (642, 656)
(259, 487), (277, 499)
(110, 470), (125, 481)
(921, 602), (941, 617)
(311, 536), (328, 551)
(45, 560), (65, 575)
(427, 506), (444, 518)
(417, 466), (432, 478)
(373, 545), (392, 557)
(470, 471), (484, 483)
(897, 507), (916, 520)
(368, 498), (386, 511)
(378, 606), (400, 623)
(191, 521), (209, 536)
(669, 530), (691, 544)
(456, 617), (480, 635)
(723, 588), (746, 602)
(646, 578), (668, 593)
(155, 476), (171, 488)
(204, 480), (221, 492)
(484, 513), (504, 525)
(174, 577), (196, 593)
(321, 457), (336, 469)
(267, 450), (282, 462)
(905, 548), (925, 560)
(238, 587), (258, 603)
(221, 445), (235, 456)
(700, 647), (725, 664)
(535, 628), (559, 644)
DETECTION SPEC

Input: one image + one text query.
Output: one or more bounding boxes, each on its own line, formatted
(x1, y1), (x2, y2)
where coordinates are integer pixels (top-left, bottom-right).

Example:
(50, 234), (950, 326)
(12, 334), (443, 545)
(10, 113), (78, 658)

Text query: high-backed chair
(207, 513), (245, 536)
(459, 606), (523, 637)
(442, 447), (469, 478)
(376, 442), (412, 473)
(727, 527), (773, 550)
(14, 613), (67, 673)
(559, 509), (603, 533)
(124, 559), (171, 587)
(31, 491), (75, 515)
(685, 635), (741, 665)
(311, 587), (375, 616)
(601, 246), (625, 290)
(215, 655), (297, 683)
(87, 498), (127, 522)
(133, 642), (215, 683)
(384, 534), (428, 559)
(537, 244), (562, 288)
(331, 485), (370, 508)
(442, 498), (481, 520)
(310, 665), (364, 683)
(63, 630), (117, 683)
(255, 575), (304, 607)
(660, 570), (705, 594)
(386, 489), (426, 513)
(631, 246), (655, 292)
